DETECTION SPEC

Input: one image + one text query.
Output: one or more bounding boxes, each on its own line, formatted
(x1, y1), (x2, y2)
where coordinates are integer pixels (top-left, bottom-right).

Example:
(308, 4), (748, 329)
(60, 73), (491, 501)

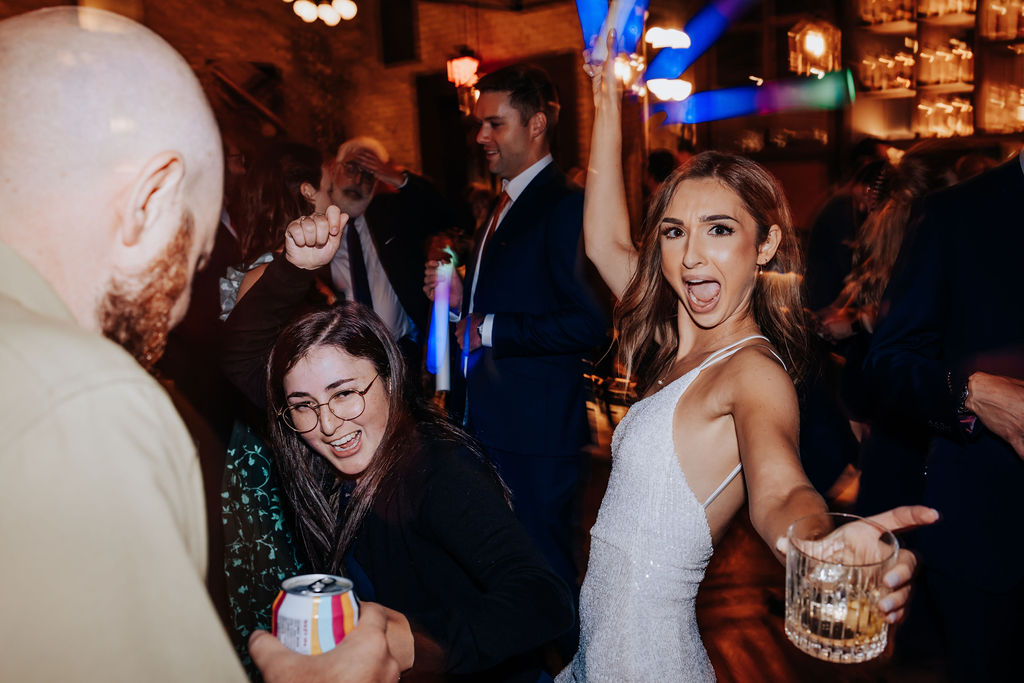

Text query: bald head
(0, 7), (223, 346)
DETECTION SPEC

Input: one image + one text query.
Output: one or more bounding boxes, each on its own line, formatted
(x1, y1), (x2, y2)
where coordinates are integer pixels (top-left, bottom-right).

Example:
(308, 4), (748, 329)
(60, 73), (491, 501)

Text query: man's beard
(98, 212), (194, 370)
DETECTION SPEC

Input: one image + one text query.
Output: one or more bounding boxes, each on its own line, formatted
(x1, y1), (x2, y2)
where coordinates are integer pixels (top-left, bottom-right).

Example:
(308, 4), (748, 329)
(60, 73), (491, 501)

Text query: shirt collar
(0, 240), (76, 324)
(501, 154), (553, 201)
(1019, 148), (1023, 175)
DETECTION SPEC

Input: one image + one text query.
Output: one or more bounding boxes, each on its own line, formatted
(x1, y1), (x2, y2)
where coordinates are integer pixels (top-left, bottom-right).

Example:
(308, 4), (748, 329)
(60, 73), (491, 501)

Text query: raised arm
(585, 32), (638, 299)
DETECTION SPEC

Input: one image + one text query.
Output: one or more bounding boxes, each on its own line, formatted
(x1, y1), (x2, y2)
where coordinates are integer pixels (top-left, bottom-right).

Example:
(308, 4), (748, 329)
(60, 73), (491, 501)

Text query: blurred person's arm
(966, 372), (1024, 457)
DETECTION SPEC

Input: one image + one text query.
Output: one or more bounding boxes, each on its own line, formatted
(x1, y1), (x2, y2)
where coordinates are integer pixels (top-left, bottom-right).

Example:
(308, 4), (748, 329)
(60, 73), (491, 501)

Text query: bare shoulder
(717, 344), (797, 408)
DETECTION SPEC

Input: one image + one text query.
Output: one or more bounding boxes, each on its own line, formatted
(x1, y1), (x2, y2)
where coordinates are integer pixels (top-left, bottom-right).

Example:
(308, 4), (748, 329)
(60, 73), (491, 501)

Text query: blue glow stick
(425, 261), (452, 376)
(652, 69), (854, 124)
(645, 0), (759, 81)
(576, 0), (607, 52)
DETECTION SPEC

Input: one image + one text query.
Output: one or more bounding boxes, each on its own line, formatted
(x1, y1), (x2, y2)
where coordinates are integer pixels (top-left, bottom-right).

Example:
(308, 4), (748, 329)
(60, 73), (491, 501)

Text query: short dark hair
(476, 63), (560, 142)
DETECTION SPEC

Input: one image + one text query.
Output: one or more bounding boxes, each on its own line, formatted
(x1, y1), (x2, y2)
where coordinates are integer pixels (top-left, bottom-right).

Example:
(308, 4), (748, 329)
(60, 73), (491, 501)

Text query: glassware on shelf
(982, 1), (1023, 39)
(915, 94), (975, 136)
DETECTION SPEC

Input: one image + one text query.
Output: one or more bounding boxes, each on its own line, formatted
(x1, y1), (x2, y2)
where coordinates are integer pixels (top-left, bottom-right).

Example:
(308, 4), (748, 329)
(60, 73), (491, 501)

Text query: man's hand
(284, 205), (347, 271)
(966, 371), (1024, 458)
(351, 149), (406, 189)
(455, 312), (484, 352)
(249, 601), (405, 683)
(424, 259), (463, 309)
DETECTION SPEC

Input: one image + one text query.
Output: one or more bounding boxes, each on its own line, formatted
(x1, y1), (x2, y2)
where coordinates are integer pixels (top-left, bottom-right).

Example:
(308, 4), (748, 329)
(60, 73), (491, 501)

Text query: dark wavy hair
(266, 303), (505, 574)
(237, 141), (325, 264)
(617, 151), (810, 396)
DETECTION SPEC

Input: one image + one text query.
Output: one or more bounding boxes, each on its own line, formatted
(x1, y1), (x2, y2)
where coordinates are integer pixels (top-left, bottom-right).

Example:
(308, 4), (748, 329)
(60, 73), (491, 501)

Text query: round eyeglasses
(278, 374), (379, 434)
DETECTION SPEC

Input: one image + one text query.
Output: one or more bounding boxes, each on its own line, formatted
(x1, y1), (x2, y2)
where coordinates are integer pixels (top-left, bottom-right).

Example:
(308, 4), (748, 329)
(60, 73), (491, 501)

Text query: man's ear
(528, 111), (548, 142)
(119, 151), (185, 249)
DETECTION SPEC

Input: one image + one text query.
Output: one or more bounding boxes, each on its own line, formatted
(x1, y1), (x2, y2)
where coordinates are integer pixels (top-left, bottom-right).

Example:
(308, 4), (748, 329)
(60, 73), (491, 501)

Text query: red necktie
(478, 191), (511, 261)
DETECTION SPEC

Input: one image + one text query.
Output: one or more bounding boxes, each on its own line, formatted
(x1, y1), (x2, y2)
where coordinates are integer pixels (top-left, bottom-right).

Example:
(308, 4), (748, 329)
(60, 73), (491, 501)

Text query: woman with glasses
(247, 210), (572, 680)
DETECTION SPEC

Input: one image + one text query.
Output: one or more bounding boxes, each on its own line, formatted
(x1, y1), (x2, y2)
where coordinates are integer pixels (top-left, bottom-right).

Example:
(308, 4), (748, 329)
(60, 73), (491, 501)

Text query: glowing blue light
(652, 70), (854, 124)
(645, 0), (759, 81)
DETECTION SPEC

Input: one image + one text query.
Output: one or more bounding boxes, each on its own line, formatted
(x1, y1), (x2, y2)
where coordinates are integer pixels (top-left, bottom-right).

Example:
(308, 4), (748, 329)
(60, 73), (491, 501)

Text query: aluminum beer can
(272, 574), (359, 654)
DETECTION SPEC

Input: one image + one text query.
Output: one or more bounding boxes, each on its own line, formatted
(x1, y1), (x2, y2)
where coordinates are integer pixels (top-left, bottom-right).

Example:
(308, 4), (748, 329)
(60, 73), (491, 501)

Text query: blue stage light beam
(651, 69), (855, 124)
(645, 0), (760, 82)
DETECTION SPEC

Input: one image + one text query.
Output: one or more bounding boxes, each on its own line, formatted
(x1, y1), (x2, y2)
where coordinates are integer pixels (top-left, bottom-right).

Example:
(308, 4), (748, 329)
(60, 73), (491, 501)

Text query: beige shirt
(0, 242), (245, 681)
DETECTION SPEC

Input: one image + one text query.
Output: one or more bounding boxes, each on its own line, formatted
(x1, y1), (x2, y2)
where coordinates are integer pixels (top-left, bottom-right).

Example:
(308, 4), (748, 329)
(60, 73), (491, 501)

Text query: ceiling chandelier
(283, 0), (358, 27)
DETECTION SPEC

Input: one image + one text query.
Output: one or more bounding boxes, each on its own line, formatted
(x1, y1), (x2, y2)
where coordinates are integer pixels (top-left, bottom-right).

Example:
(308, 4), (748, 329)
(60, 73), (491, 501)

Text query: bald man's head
(0, 7), (223, 365)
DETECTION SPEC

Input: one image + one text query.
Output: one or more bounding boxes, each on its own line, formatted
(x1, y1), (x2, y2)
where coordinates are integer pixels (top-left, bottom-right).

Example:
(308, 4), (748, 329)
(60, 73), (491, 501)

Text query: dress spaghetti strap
(702, 462), (742, 509)
(695, 334), (785, 509)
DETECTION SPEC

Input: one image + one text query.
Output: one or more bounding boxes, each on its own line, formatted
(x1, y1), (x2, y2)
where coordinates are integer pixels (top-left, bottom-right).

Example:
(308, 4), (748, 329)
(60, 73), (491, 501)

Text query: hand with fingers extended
(776, 505), (939, 624)
(249, 601), (411, 683)
(423, 259), (463, 309)
(351, 148), (407, 189)
(284, 205), (348, 271)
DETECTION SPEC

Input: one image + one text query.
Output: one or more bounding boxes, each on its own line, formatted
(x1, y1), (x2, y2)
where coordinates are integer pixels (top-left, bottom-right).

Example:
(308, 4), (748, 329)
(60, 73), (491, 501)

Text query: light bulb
(333, 0), (357, 20)
(294, 0), (318, 22)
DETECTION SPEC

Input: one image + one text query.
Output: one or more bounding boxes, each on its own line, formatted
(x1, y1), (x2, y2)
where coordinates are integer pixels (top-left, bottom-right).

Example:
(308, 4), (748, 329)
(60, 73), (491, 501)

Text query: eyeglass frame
(277, 373), (380, 434)
(340, 160), (376, 186)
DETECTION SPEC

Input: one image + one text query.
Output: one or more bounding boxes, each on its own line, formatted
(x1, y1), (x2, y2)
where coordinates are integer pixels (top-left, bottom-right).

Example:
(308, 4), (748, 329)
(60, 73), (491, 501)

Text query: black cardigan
(357, 441), (573, 681)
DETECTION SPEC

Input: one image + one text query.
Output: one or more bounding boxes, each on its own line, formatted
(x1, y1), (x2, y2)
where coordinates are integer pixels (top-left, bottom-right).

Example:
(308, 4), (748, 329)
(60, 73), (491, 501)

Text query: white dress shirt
(330, 214), (412, 341)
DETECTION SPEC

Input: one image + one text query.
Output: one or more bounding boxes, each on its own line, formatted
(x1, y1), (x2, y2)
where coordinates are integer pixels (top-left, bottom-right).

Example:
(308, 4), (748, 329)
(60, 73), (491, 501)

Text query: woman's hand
(284, 205), (348, 271)
(775, 505), (939, 624)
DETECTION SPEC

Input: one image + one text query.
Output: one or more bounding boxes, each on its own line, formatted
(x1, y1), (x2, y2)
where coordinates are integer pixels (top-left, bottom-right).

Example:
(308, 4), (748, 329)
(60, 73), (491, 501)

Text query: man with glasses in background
(326, 137), (458, 375)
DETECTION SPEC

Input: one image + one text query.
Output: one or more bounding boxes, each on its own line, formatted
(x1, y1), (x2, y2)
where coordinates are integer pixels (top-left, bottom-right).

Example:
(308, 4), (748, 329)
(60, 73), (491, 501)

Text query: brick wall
(0, 0), (592, 174)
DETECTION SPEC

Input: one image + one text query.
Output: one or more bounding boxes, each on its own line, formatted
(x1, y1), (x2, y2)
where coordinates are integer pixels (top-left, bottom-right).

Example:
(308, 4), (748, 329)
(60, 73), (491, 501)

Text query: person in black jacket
(227, 207), (572, 681)
(863, 151), (1024, 681)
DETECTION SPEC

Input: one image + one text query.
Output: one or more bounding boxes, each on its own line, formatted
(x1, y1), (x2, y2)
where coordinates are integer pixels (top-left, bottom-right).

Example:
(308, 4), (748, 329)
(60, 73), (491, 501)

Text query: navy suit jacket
(864, 156), (1024, 589)
(462, 162), (609, 456)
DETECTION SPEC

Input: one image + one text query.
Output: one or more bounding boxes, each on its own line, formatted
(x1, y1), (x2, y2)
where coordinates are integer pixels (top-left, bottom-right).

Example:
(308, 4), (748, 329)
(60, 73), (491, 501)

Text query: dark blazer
(461, 162), (609, 456)
(864, 156), (1024, 590)
(361, 173), (458, 337)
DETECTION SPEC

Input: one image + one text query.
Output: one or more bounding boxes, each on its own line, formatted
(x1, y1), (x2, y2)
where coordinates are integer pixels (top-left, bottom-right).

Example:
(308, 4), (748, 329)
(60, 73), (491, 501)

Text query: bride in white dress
(556, 36), (936, 682)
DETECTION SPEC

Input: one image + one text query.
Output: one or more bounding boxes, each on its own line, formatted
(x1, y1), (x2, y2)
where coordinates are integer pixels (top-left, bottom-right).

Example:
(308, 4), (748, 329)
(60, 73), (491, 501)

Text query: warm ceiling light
(333, 0), (358, 20)
(644, 27), (691, 50)
(318, 3), (341, 25)
(293, 0), (318, 22)
(804, 30), (825, 58)
(646, 78), (693, 102)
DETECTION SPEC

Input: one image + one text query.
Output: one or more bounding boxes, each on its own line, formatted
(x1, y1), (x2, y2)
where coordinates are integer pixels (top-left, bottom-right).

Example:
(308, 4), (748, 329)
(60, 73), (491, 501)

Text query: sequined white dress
(558, 336), (779, 682)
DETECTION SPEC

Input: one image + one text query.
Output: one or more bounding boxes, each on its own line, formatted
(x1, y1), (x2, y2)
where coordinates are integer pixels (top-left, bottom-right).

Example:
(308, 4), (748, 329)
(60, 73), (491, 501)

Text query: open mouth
(342, 187), (364, 201)
(328, 430), (361, 455)
(685, 279), (721, 312)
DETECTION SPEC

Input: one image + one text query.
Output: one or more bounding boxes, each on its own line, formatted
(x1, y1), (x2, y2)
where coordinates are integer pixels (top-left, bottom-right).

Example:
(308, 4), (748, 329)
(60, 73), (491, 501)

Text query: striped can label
(271, 574), (359, 654)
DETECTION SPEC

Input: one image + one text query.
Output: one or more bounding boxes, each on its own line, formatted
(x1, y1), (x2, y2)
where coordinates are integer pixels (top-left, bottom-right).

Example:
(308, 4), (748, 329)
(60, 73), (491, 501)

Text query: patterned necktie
(346, 222), (373, 306)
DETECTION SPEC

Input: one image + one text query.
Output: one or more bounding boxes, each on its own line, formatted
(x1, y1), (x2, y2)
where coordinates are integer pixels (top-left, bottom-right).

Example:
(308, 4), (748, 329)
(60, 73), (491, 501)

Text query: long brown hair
(237, 141), (325, 264)
(617, 151), (809, 396)
(840, 143), (960, 315)
(266, 304), (502, 574)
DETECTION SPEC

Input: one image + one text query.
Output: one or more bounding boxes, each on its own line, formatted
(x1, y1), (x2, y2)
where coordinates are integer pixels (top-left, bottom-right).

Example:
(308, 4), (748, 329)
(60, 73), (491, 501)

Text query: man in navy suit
(426, 64), (609, 617)
(864, 150), (1024, 681)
